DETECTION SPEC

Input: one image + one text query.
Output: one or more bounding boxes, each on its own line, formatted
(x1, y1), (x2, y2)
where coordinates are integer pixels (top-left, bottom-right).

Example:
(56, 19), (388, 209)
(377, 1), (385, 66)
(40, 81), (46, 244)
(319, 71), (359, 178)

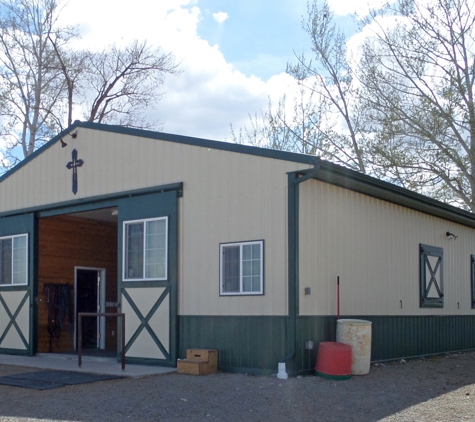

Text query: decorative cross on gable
(66, 149), (84, 195)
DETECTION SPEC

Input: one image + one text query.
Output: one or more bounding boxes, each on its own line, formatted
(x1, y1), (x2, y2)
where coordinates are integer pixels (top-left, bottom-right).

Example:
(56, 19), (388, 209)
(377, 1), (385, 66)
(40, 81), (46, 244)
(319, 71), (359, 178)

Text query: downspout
(278, 158), (321, 379)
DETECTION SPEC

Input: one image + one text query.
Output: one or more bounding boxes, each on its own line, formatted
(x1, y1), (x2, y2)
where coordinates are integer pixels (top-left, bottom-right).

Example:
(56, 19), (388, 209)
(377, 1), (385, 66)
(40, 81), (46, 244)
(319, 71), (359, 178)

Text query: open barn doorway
(37, 207), (118, 355)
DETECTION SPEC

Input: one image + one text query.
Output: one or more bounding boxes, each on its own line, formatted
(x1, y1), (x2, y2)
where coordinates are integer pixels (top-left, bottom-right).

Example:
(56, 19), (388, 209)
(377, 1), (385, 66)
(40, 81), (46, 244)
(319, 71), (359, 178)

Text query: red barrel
(315, 341), (352, 380)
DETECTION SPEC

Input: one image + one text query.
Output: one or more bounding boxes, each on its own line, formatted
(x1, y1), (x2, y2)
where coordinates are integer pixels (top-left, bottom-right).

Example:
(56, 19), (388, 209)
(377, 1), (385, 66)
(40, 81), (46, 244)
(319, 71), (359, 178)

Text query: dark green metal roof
(2, 120), (475, 228)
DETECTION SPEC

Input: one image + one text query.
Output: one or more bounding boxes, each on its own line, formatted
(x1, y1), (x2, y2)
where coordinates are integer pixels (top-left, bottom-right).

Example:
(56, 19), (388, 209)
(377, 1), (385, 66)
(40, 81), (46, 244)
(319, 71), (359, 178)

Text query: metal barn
(1, 121), (474, 375)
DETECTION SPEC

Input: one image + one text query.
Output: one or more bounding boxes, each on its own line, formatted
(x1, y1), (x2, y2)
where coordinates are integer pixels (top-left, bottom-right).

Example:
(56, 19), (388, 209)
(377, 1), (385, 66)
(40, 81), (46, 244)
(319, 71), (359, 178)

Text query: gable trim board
(1, 122), (475, 374)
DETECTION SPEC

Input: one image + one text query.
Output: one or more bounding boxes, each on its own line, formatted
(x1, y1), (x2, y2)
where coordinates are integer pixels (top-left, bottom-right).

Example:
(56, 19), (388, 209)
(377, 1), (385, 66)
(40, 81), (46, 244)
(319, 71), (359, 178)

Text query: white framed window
(123, 217), (168, 281)
(0, 234), (28, 286)
(220, 240), (264, 295)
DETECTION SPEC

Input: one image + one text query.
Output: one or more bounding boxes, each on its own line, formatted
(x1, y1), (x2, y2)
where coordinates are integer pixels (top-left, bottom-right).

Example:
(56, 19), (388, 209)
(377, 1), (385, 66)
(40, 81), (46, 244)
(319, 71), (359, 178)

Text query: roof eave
(313, 161), (475, 229)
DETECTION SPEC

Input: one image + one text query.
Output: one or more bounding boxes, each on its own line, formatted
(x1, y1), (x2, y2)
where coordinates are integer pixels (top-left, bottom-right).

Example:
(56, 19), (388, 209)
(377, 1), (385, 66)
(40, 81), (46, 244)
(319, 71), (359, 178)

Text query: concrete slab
(0, 353), (176, 378)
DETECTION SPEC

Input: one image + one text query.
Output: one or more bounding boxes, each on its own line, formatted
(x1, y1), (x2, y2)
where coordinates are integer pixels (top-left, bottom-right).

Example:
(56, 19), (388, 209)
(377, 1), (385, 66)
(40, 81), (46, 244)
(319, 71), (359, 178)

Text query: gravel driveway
(0, 352), (474, 421)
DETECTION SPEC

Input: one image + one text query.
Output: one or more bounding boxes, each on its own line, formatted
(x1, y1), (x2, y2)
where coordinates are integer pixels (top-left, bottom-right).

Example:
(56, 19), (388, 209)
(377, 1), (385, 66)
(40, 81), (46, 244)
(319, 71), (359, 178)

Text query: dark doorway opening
(37, 211), (118, 354)
(76, 269), (99, 349)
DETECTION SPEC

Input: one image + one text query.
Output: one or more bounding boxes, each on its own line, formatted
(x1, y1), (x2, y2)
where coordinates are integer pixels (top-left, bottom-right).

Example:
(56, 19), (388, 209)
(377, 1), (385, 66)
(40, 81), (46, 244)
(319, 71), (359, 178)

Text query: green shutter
(420, 244), (444, 308)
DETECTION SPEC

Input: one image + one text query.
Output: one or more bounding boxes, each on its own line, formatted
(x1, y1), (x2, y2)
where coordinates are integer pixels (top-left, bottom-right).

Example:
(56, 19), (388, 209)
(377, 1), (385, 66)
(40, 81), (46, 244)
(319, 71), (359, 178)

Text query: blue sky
(0, 0), (384, 164)
(196, 0), (312, 80)
(196, 0), (359, 81)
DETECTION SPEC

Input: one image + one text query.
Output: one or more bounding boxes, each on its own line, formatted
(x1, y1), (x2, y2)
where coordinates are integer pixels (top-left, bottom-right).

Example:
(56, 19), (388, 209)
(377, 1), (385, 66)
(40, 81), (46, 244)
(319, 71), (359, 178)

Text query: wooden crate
(177, 349), (218, 375)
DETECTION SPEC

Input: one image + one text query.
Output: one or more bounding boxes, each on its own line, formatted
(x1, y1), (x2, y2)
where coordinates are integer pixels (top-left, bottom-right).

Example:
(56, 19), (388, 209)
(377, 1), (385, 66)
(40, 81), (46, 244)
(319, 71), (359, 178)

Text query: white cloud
(212, 12), (229, 24)
(57, 0), (291, 142)
(62, 0), (201, 51)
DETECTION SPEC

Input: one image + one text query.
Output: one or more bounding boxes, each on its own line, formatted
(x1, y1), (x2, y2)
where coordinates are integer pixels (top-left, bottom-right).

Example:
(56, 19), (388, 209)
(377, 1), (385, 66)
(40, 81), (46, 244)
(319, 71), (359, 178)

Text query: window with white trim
(0, 234), (28, 286)
(220, 240), (264, 295)
(123, 217), (168, 281)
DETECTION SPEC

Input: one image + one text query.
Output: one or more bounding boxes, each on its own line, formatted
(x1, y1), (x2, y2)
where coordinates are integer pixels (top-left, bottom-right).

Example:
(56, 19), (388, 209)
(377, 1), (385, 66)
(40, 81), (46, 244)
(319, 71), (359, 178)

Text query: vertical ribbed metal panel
(179, 314), (475, 374)
(0, 127), (312, 317)
(179, 315), (287, 373)
(293, 316), (336, 373)
(299, 179), (475, 316)
(348, 315), (475, 361)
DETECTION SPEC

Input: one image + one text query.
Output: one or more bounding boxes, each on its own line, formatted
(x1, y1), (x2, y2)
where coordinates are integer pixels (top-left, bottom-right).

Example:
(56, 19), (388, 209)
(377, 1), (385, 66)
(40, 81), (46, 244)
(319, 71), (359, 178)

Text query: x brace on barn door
(0, 292), (29, 349)
(122, 288), (170, 359)
(424, 255), (443, 299)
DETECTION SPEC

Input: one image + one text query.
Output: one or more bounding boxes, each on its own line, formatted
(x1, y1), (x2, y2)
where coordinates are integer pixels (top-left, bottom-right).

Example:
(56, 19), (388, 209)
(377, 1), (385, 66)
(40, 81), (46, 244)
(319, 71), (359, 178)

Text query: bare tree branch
(0, 0), (181, 173)
(82, 40), (180, 128)
(359, 0), (475, 210)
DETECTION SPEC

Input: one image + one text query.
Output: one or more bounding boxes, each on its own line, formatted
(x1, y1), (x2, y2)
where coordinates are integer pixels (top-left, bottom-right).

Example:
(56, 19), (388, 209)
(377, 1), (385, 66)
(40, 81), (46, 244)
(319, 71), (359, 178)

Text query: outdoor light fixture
(111, 209), (118, 216)
(446, 231), (458, 240)
(58, 130), (77, 148)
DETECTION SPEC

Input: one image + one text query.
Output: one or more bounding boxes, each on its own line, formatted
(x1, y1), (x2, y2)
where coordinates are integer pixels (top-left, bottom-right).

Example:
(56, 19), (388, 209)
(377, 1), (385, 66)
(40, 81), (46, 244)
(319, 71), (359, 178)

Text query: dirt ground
(0, 352), (474, 421)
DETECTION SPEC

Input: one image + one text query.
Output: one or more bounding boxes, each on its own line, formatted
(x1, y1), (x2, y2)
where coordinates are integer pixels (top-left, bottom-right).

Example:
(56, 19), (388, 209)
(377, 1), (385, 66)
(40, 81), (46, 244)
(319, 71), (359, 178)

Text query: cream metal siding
(0, 127), (312, 316)
(177, 146), (305, 316)
(299, 179), (475, 316)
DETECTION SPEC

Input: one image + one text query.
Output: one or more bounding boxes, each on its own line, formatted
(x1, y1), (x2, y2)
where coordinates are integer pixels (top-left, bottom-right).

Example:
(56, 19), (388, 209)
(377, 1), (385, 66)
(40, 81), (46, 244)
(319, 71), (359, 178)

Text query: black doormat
(0, 370), (123, 390)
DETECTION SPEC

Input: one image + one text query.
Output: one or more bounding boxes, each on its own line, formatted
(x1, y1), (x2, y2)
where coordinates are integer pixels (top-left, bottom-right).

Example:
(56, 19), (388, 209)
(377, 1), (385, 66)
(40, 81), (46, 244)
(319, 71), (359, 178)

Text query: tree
(288, 0), (368, 173)
(235, 1), (368, 173)
(231, 85), (328, 155)
(236, 0), (475, 211)
(0, 0), (180, 171)
(48, 32), (89, 127)
(358, 0), (475, 210)
(0, 0), (75, 166)
(82, 40), (179, 128)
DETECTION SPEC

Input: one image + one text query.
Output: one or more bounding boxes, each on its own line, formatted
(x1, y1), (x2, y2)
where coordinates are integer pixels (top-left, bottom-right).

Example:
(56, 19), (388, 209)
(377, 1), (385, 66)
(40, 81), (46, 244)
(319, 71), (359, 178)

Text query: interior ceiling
(68, 207), (118, 223)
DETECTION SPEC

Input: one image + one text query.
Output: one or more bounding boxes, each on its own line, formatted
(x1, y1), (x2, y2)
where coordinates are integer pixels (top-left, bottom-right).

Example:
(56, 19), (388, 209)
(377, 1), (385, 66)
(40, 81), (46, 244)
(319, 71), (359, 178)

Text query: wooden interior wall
(38, 215), (118, 353)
